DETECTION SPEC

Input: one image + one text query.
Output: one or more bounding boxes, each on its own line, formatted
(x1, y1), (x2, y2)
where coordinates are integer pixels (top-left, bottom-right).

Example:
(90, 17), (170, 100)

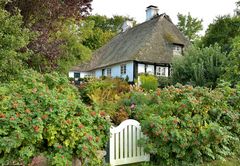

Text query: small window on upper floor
(173, 44), (183, 56)
(120, 64), (127, 74)
(107, 68), (111, 76)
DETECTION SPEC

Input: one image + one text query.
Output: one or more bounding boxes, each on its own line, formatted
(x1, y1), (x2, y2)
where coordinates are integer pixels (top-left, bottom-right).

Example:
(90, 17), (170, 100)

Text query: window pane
(121, 65), (126, 74)
(107, 68), (111, 76)
(74, 73), (80, 78)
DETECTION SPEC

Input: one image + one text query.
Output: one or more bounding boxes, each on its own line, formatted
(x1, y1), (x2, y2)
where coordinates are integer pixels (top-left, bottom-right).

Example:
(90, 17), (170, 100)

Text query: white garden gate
(109, 119), (150, 166)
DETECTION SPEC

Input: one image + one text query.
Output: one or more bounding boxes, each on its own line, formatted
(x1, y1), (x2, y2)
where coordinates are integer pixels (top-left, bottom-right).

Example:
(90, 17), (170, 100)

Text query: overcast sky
(92, 0), (237, 34)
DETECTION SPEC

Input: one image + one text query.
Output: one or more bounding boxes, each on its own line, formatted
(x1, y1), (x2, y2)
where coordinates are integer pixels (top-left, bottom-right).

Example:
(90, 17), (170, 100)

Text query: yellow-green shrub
(139, 75), (158, 91)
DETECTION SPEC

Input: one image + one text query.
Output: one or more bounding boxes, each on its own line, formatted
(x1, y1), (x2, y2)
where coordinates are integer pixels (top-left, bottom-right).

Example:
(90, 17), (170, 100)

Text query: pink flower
(130, 103), (136, 109)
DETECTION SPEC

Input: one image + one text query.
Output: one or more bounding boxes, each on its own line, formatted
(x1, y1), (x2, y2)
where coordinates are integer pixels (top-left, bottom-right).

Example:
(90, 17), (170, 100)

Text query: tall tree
(0, 8), (33, 82)
(83, 15), (136, 50)
(236, 1), (240, 16)
(201, 15), (240, 53)
(5, 0), (92, 24)
(177, 13), (203, 42)
(222, 36), (240, 86)
(5, 0), (93, 73)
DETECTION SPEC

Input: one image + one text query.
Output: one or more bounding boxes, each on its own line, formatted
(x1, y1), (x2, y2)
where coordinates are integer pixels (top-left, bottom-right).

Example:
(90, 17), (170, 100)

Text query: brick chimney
(146, 5), (159, 21)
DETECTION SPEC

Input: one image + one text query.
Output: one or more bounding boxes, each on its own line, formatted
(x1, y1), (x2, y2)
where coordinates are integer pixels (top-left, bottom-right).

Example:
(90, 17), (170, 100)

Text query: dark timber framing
(133, 61), (171, 81)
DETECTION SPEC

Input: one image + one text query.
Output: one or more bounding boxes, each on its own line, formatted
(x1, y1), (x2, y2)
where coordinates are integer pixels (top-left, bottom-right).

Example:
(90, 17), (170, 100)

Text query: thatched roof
(73, 14), (189, 72)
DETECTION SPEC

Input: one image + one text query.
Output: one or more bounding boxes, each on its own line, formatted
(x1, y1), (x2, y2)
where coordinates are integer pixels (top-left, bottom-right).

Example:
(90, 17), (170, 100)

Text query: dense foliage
(4, 0), (93, 73)
(5, 0), (92, 24)
(201, 15), (240, 52)
(0, 8), (33, 82)
(222, 36), (240, 86)
(172, 45), (227, 88)
(0, 70), (110, 165)
(83, 15), (136, 50)
(118, 84), (240, 165)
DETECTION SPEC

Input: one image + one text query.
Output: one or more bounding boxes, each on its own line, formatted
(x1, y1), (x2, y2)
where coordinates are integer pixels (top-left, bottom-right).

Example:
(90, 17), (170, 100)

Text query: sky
(91, 0), (237, 34)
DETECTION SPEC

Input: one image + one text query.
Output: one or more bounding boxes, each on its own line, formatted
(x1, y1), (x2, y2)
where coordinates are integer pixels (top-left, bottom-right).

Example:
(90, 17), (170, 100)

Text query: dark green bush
(157, 76), (172, 88)
(0, 70), (110, 165)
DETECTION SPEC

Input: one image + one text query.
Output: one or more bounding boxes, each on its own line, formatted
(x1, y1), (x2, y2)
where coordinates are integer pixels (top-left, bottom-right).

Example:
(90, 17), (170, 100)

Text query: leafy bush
(172, 45), (227, 88)
(157, 76), (172, 88)
(139, 75), (158, 91)
(119, 85), (240, 165)
(78, 77), (130, 125)
(0, 70), (110, 165)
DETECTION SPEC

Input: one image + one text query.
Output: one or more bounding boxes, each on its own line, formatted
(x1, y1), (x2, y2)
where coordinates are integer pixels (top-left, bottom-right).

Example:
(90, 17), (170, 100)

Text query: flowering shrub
(0, 70), (110, 165)
(121, 85), (240, 165)
(79, 77), (130, 124)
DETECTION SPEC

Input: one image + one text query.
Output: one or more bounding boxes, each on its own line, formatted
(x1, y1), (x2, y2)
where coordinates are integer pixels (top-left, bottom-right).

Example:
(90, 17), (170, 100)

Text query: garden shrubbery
(0, 70), (110, 165)
(79, 77), (131, 125)
(139, 74), (158, 91)
(117, 84), (240, 165)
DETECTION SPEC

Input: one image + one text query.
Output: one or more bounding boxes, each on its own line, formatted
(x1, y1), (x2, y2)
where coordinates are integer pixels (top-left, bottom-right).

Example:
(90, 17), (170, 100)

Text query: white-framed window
(120, 64), (127, 74)
(173, 44), (183, 56)
(156, 66), (168, 77)
(107, 68), (111, 76)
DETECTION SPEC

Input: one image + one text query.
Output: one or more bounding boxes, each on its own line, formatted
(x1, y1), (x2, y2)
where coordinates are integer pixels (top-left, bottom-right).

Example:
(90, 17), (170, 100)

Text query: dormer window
(173, 44), (183, 56)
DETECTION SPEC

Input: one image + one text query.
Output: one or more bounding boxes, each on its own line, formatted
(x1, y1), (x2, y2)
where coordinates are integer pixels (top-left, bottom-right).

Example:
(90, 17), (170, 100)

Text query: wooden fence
(109, 119), (150, 166)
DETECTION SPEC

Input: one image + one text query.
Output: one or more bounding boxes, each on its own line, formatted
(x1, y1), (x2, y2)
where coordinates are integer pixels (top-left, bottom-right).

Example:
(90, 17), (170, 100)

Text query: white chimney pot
(146, 5), (159, 21)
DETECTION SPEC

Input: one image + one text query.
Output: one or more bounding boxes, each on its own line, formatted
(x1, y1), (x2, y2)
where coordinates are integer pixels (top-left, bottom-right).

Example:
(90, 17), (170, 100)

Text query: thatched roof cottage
(69, 5), (189, 82)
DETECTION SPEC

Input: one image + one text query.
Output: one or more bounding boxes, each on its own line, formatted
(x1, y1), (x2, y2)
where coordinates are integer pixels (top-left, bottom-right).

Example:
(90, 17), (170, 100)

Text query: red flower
(33, 126), (39, 133)
(16, 113), (20, 117)
(0, 113), (6, 118)
(78, 124), (84, 129)
(10, 117), (15, 121)
(90, 111), (96, 116)
(25, 109), (31, 114)
(88, 135), (93, 141)
(100, 111), (106, 117)
(57, 145), (63, 149)
(41, 114), (48, 120)
(66, 119), (71, 124)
